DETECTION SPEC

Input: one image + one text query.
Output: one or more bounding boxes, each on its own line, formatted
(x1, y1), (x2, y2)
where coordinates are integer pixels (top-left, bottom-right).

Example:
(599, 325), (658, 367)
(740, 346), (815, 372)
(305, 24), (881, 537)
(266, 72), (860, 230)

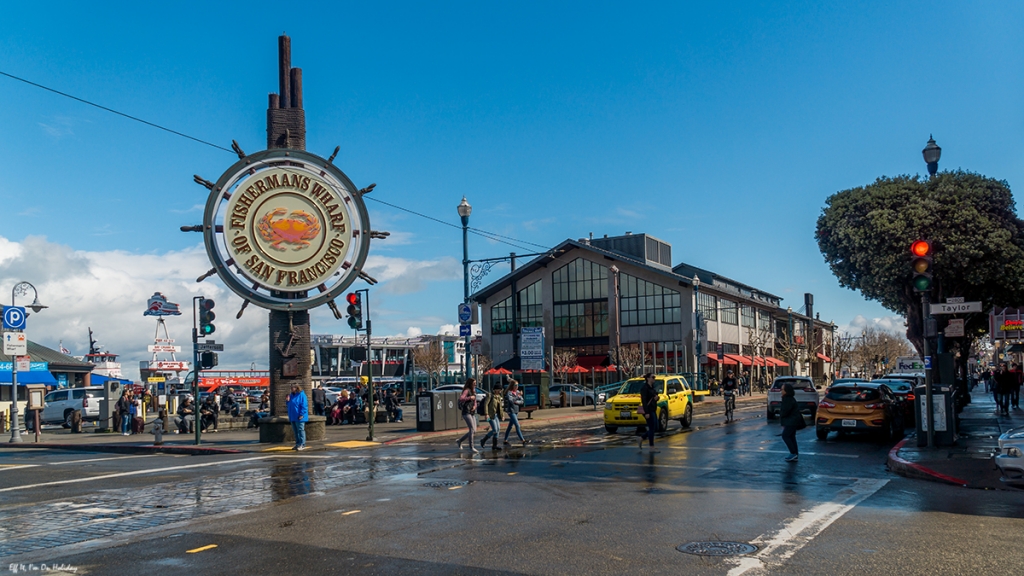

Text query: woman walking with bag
(503, 380), (527, 446)
(456, 378), (479, 453)
(779, 383), (805, 462)
(479, 383), (505, 450)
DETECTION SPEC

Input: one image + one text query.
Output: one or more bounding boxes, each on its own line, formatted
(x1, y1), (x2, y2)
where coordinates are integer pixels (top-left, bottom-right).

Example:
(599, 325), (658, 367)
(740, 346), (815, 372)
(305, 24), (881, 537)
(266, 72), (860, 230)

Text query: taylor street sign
(930, 301), (982, 314)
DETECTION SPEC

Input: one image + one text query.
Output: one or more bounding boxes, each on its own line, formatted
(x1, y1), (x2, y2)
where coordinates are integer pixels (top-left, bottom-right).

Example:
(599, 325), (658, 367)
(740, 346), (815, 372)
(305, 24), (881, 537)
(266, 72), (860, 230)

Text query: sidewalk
(887, 389), (1024, 489)
(0, 392), (769, 455)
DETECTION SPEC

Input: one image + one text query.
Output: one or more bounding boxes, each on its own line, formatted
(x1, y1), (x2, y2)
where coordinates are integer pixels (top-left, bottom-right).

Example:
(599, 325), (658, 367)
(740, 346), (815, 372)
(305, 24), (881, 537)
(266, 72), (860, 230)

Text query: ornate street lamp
(787, 306), (794, 376)
(457, 197), (473, 378)
(692, 276), (702, 384)
(923, 135), (941, 177)
(9, 281), (46, 443)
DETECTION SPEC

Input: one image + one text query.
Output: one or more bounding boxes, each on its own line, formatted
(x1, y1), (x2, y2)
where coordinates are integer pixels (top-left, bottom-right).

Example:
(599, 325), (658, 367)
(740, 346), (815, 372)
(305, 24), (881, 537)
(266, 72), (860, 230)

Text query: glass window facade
(491, 280), (544, 335)
(741, 305), (755, 328)
(621, 273), (681, 326)
(698, 292), (717, 321)
(553, 259), (609, 340)
(720, 298), (738, 325)
(758, 310), (772, 330)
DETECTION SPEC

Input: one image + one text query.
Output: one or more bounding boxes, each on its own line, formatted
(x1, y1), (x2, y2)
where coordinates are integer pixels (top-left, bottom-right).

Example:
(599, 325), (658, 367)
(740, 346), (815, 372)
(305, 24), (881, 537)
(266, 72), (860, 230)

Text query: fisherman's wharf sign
(201, 148), (371, 311)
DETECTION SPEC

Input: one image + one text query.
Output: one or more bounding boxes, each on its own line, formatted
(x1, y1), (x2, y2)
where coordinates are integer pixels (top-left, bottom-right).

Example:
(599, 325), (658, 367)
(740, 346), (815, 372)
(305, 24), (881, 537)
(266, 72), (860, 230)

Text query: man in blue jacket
(287, 384), (309, 451)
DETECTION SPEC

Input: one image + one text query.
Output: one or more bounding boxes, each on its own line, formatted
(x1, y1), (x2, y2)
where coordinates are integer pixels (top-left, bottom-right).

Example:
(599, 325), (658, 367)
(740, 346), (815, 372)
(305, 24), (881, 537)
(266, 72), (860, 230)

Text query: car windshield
(876, 380), (912, 392)
(826, 386), (881, 402)
(619, 380), (647, 395)
(771, 379), (807, 390)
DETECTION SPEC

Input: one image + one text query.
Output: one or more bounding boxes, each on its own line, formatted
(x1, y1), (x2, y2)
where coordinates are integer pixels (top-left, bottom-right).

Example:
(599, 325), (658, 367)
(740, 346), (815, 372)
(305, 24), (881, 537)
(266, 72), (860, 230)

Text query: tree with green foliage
(816, 171), (1024, 370)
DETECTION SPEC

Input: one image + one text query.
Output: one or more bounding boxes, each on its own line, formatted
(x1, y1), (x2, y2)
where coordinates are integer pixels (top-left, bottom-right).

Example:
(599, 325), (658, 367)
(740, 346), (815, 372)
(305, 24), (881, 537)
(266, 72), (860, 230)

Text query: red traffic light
(911, 240), (931, 257)
(346, 293), (359, 305)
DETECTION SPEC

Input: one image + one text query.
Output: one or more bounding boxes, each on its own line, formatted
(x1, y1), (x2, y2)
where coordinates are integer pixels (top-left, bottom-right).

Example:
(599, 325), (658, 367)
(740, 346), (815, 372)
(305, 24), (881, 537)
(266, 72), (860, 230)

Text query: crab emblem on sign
(258, 208), (322, 250)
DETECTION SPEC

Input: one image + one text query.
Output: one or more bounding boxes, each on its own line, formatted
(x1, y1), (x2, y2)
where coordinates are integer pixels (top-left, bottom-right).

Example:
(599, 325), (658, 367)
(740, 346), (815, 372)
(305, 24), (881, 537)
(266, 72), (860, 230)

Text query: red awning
(708, 355), (738, 365)
(725, 354), (752, 366)
(765, 356), (789, 367)
(816, 353), (832, 362)
(576, 355), (608, 369)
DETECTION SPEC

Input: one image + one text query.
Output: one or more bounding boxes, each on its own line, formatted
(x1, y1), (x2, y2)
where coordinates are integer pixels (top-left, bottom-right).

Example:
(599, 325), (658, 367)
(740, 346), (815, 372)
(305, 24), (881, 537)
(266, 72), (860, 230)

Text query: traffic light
(346, 292), (363, 330)
(911, 240), (933, 292)
(199, 298), (216, 335)
(200, 351), (219, 369)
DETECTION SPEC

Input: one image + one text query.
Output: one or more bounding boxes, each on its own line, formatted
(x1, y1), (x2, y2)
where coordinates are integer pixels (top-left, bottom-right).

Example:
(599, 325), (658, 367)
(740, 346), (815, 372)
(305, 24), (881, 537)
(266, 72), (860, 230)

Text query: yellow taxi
(604, 375), (694, 434)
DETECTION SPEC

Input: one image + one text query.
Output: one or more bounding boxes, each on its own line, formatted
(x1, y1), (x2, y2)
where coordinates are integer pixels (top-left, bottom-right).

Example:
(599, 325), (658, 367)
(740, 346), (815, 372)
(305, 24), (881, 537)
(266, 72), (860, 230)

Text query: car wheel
(658, 409), (669, 434)
(584, 397), (593, 406)
(680, 403), (693, 428)
(63, 409), (74, 429)
(605, 425), (617, 434)
(766, 408), (775, 420)
(816, 427), (829, 441)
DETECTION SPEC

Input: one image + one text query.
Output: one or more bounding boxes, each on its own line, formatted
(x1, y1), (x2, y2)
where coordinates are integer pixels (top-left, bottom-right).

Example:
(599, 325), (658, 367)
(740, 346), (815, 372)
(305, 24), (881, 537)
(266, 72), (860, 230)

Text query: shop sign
(0, 361), (48, 372)
(1000, 319), (1023, 332)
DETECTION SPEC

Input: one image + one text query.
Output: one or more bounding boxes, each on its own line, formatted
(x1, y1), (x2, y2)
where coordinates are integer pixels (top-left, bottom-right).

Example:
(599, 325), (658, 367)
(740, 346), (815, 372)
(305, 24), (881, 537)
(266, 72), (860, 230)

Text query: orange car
(816, 382), (906, 441)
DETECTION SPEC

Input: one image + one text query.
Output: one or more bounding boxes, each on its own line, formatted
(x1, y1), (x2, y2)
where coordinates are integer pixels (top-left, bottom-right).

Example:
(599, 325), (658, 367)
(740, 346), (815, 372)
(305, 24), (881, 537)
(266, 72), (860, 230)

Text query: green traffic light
(913, 276), (932, 291)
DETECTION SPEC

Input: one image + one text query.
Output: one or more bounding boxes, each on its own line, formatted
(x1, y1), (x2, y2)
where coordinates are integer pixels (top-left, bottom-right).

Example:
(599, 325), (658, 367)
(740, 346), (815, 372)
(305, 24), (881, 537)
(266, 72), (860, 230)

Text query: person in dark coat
(638, 373), (659, 451)
(779, 383), (804, 462)
(995, 364), (1012, 416)
(312, 383), (327, 416)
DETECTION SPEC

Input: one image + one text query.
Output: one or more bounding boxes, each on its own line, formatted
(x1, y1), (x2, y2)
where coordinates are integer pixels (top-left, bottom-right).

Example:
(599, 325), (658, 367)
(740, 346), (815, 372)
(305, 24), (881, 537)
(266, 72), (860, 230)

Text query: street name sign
(2, 306), (26, 330)
(196, 343), (225, 352)
(929, 301), (981, 314)
(3, 332), (27, 355)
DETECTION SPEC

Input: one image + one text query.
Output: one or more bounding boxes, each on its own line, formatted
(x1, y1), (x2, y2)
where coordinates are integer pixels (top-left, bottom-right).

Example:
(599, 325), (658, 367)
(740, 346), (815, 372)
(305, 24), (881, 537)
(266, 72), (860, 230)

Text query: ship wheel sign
(187, 146), (385, 316)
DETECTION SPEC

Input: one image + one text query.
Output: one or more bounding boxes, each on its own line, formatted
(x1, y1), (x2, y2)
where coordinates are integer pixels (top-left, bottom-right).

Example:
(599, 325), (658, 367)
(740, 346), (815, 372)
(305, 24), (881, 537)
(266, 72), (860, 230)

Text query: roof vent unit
(589, 233), (672, 269)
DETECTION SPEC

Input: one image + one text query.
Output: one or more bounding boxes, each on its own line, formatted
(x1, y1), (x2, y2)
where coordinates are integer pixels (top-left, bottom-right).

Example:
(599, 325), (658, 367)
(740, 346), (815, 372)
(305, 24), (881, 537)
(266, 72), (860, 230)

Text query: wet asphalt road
(1, 403), (1022, 575)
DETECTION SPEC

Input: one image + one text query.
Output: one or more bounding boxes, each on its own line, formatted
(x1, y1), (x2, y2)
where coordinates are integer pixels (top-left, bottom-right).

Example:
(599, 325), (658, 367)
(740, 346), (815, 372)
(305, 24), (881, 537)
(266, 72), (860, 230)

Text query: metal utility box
(444, 391), (462, 430)
(416, 392), (445, 432)
(98, 380), (123, 431)
(915, 384), (956, 447)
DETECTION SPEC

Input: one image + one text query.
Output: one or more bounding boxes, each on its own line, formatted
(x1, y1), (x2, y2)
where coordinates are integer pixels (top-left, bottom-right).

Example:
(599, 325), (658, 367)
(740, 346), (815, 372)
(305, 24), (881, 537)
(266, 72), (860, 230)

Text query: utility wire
(0, 70), (234, 154)
(1, 69), (550, 252)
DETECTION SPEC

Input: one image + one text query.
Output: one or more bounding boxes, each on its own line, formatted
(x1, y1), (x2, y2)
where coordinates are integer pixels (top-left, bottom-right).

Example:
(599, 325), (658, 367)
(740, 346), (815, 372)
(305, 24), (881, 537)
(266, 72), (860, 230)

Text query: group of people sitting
(325, 386), (404, 425)
(175, 390), (265, 434)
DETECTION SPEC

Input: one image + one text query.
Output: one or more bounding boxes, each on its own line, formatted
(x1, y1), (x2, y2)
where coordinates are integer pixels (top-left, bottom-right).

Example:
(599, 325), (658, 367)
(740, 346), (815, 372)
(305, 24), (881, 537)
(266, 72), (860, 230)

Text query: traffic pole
(923, 293), (933, 448)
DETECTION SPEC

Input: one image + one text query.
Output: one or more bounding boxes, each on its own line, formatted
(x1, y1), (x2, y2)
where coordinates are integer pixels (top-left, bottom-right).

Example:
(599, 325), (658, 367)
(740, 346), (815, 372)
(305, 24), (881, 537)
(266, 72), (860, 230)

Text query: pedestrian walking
(117, 390), (132, 436)
(456, 378), (479, 453)
(638, 373), (659, 452)
(287, 384), (309, 451)
(995, 363), (1012, 416)
(312, 383), (327, 416)
(503, 380), (527, 446)
(779, 383), (805, 462)
(479, 383), (505, 450)
(1011, 363), (1022, 409)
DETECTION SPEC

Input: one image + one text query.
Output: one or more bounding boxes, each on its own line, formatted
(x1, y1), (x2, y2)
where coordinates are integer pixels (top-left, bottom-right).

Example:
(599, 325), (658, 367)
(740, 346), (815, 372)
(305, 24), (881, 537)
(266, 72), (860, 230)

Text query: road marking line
(341, 510), (361, 515)
(49, 454), (157, 465)
(186, 544), (218, 553)
(0, 456), (272, 493)
(670, 446), (859, 458)
(448, 485), (463, 490)
(0, 464), (40, 471)
(327, 441), (380, 448)
(262, 446), (294, 452)
(726, 478), (889, 575)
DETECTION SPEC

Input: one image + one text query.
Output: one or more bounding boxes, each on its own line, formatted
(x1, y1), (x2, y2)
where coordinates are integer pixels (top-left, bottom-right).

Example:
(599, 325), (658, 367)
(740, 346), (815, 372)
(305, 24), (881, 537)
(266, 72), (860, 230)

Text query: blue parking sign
(2, 306), (26, 330)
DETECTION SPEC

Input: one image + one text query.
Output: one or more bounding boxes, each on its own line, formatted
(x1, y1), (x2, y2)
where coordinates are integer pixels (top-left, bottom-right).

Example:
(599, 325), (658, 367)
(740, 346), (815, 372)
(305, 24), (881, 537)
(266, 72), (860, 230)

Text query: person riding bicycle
(721, 370), (738, 419)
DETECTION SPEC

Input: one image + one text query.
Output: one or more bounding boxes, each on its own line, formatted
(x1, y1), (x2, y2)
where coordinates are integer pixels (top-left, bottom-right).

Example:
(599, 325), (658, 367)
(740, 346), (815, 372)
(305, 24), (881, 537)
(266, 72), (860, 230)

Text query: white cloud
(364, 255), (461, 295)
(0, 235), (463, 380)
(839, 314), (907, 336)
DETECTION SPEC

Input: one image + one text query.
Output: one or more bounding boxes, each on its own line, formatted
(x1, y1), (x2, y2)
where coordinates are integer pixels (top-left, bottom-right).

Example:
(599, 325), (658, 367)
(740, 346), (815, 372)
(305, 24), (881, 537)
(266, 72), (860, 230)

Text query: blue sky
(2, 2), (1022, 373)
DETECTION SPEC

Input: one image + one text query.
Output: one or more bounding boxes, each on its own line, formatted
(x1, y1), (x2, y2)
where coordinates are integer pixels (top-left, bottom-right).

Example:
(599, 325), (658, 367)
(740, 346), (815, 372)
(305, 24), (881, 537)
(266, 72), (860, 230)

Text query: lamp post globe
(923, 135), (941, 177)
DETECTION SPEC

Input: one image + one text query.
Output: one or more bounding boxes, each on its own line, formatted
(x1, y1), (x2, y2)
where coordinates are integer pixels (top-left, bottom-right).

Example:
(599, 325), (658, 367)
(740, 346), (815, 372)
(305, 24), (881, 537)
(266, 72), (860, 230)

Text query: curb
(886, 438), (968, 487)
(0, 442), (245, 456)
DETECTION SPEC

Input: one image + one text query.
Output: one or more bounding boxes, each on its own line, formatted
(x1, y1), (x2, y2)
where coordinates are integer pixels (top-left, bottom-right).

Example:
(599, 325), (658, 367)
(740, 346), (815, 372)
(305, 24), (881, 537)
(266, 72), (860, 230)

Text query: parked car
(766, 376), (820, 420)
(604, 375), (693, 434)
(996, 427), (1024, 484)
(38, 386), (103, 427)
(548, 384), (605, 406)
(815, 381), (905, 441)
(432, 384), (487, 403)
(871, 378), (916, 424)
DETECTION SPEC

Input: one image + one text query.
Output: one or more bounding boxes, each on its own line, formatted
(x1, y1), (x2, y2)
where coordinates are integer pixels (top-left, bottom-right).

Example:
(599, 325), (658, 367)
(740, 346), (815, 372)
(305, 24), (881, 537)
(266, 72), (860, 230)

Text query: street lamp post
(458, 197), (473, 380)
(922, 136), (941, 177)
(693, 276), (703, 386)
(610, 266), (621, 377)
(8, 281), (47, 443)
(787, 306), (794, 376)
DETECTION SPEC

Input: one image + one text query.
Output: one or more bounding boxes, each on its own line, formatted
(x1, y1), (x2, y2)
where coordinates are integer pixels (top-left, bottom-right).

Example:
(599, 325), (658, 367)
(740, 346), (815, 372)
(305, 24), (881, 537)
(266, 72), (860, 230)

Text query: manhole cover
(423, 480), (470, 488)
(677, 541), (758, 556)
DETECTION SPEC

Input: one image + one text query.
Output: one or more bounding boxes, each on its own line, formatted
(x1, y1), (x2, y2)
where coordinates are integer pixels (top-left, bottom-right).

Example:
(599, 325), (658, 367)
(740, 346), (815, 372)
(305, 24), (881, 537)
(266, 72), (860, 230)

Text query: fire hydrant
(153, 411), (165, 445)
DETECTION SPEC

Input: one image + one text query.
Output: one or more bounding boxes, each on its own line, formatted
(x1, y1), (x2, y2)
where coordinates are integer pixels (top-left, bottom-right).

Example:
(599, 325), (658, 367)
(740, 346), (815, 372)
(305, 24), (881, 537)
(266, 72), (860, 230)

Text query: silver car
(766, 376), (820, 419)
(549, 384), (605, 406)
(996, 427), (1024, 484)
(39, 386), (103, 427)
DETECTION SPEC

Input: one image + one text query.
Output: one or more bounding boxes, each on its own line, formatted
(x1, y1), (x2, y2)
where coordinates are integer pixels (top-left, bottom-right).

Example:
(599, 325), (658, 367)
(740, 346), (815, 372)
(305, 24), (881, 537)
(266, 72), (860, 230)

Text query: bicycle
(723, 390), (735, 422)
